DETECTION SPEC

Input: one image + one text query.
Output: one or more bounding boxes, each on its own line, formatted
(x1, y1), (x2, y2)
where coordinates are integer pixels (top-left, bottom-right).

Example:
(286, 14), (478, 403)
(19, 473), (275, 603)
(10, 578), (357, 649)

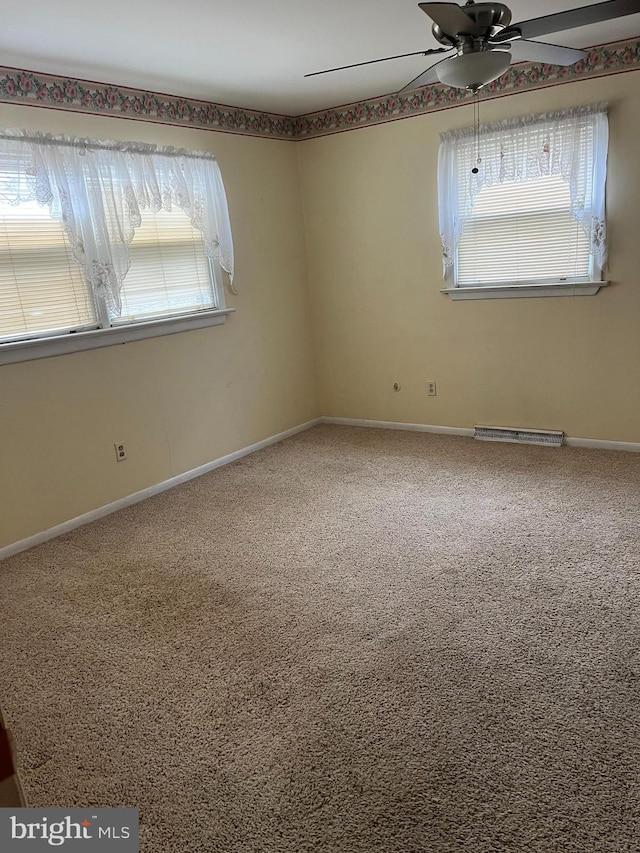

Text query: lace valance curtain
(0, 130), (234, 315)
(437, 103), (609, 277)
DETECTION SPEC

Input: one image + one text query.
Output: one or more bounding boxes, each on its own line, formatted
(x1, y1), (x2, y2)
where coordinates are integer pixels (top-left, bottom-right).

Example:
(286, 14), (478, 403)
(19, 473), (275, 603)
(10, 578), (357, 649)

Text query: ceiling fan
(306, 0), (640, 93)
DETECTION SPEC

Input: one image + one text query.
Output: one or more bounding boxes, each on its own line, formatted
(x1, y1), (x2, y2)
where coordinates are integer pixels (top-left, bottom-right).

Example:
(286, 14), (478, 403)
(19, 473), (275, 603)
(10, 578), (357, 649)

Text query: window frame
(438, 105), (609, 301)
(440, 281), (607, 301)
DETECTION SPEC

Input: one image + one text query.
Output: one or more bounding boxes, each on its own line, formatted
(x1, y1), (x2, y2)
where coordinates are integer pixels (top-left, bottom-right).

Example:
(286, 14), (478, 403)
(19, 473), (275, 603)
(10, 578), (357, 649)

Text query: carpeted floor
(1, 424), (640, 852)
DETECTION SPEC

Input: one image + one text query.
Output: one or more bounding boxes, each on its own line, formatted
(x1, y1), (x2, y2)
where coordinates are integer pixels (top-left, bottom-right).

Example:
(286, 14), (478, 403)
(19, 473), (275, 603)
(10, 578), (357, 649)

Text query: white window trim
(441, 280), (608, 301)
(0, 307), (235, 365)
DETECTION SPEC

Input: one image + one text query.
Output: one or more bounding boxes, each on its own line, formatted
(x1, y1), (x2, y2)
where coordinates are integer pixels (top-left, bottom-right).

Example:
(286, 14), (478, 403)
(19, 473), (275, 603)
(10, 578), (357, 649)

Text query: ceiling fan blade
(304, 48), (448, 78)
(399, 57), (451, 93)
(418, 2), (481, 35)
(517, 0), (640, 40)
(509, 39), (588, 66)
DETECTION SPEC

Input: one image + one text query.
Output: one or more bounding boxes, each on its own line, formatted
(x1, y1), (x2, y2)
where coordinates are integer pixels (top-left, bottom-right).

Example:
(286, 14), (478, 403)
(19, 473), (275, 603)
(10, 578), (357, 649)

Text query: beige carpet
(2, 424), (640, 852)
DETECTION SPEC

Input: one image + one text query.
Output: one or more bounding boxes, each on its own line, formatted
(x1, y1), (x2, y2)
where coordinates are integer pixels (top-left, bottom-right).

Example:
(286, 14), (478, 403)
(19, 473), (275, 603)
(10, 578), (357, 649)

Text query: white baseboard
(321, 416), (640, 452)
(564, 436), (640, 452)
(321, 416), (475, 437)
(0, 418), (322, 561)
(4, 415), (638, 560)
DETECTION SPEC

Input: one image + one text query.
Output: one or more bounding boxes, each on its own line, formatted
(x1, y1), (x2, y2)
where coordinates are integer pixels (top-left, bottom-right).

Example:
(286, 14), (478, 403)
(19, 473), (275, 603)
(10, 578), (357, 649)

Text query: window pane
(0, 199), (97, 342)
(457, 175), (591, 286)
(113, 207), (215, 324)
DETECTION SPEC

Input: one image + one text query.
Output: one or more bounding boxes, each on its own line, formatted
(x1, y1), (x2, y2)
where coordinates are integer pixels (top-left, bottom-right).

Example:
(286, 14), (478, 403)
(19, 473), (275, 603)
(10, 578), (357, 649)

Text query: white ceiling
(4, 0), (640, 115)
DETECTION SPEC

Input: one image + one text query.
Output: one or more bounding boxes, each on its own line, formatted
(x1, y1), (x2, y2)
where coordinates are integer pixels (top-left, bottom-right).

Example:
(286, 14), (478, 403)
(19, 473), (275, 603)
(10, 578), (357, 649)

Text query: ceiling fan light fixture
(436, 49), (512, 90)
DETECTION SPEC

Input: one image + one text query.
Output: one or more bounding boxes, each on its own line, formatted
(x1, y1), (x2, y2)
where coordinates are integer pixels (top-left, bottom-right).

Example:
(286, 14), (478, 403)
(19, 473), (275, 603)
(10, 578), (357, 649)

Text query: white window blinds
(115, 207), (215, 324)
(456, 174), (592, 286)
(0, 199), (96, 342)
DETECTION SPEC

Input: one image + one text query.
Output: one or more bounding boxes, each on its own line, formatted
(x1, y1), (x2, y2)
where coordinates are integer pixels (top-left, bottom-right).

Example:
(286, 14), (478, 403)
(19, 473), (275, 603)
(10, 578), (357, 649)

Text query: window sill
(0, 308), (234, 366)
(441, 281), (609, 301)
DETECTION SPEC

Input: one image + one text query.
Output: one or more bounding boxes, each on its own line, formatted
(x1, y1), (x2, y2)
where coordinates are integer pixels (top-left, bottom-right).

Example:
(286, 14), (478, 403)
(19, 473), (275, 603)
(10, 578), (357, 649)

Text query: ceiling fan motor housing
(432, 2), (513, 45)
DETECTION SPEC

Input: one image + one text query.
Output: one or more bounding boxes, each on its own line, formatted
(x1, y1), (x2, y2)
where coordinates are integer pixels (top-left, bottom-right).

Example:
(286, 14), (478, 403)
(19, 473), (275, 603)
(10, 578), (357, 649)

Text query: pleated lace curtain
(0, 130), (234, 315)
(437, 103), (608, 278)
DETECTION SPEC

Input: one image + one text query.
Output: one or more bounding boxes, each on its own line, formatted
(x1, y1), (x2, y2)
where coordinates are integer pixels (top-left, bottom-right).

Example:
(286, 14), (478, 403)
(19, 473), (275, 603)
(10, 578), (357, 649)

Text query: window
(438, 104), (608, 299)
(0, 131), (234, 363)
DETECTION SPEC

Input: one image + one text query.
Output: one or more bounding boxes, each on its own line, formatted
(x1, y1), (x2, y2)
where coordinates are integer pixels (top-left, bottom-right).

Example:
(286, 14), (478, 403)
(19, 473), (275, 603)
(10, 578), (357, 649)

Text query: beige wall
(299, 73), (640, 443)
(0, 107), (319, 548)
(3, 72), (640, 549)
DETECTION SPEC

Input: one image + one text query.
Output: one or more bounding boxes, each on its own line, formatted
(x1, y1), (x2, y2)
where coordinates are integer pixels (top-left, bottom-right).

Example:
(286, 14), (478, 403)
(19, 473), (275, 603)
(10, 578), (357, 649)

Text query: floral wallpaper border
(0, 38), (639, 141)
(294, 38), (640, 138)
(0, 70), (298, 140)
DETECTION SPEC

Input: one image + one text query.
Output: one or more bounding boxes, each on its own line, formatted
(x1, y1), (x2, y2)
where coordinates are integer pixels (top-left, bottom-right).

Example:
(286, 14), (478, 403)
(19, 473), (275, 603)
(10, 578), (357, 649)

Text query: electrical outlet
(427, 381), (437, 396)
(114, 441), (127, 462)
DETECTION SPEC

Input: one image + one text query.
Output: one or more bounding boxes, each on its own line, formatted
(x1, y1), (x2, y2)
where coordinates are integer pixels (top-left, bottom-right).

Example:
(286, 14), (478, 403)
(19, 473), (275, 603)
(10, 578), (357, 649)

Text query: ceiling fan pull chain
(472, 90), (481, 175)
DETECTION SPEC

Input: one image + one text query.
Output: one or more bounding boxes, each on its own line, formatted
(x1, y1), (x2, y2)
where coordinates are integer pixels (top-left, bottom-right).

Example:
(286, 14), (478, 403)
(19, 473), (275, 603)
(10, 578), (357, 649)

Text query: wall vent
(474, 425), (564, 447)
